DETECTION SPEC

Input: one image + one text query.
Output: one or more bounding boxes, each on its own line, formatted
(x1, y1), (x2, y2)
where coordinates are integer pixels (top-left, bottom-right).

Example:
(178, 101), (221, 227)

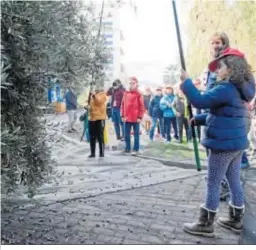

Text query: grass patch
(144, 141), (207, 160)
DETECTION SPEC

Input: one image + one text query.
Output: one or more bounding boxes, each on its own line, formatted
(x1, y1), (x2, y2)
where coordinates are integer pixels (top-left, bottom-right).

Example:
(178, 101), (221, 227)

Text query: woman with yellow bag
(103, 122), (108, 146)
(88, 86), (107, 158)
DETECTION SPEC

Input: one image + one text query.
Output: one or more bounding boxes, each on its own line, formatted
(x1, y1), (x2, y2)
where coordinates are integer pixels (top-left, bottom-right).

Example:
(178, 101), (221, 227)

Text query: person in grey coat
(173, 91), (192, 143)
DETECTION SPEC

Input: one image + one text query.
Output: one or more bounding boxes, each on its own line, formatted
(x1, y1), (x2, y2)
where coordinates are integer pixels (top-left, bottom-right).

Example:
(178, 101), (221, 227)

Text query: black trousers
(89, 120), (105, 156)
(177, 115), (191, 142)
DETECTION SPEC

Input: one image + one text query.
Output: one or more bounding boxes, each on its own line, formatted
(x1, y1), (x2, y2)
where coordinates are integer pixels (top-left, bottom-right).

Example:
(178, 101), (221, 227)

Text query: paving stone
(2, 175), (242, 244)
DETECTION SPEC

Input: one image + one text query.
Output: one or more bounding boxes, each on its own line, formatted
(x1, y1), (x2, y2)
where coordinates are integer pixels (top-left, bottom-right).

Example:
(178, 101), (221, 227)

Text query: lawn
(144, 141), (207, 162)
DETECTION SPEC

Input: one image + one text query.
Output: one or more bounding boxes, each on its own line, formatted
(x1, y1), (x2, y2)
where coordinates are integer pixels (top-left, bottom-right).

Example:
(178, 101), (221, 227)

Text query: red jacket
(121, 90), (145, 122)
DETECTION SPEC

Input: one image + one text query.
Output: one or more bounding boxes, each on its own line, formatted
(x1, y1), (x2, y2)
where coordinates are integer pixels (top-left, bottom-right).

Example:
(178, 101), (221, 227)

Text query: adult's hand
(137, 118), (141, 123)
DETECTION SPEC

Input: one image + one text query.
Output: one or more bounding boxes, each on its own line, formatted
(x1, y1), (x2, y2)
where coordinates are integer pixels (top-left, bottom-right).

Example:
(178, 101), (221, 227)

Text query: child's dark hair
(219, 56), (252, 85)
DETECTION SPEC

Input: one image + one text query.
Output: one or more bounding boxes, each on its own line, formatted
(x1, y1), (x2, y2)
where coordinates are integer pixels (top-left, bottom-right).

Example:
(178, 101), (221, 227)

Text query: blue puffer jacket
(149, 95), (163, 118)
(160, 94), (176, 118)
(181, 78), (256, 151)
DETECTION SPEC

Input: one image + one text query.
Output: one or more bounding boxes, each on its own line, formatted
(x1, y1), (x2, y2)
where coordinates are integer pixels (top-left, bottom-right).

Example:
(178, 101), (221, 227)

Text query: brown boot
(218, 203), (244, 234)
(183, 205), (217, 237)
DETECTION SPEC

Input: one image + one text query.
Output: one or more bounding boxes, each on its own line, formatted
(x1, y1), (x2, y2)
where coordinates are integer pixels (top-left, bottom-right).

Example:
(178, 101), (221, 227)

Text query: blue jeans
(241, 151), (248, 163)
(206, 150), (244, 211)
(164, 117), (178, 141)
(112, 107), (124, 138)
(149, 117), (164, 140)
(124, 122), (140, 151)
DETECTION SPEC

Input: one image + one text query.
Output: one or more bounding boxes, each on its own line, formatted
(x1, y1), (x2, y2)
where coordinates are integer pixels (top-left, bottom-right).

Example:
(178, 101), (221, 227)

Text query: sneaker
(123, 150), (131, 155)
(131, 151), (139, 156)
(158, 138), (165, 142)
(88, 154), (95, 158)
(241, 161), (250, 169)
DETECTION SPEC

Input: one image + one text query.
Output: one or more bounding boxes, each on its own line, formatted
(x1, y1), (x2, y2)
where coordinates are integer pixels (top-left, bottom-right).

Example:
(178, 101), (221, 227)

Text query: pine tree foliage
(1, 0), (108, 196)
(185, 0), (256, 77)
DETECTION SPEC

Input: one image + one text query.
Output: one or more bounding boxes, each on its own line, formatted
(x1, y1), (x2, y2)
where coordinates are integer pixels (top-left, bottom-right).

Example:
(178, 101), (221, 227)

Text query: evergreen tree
(186, 0), (256, 77)
(1, 0), (108, 197)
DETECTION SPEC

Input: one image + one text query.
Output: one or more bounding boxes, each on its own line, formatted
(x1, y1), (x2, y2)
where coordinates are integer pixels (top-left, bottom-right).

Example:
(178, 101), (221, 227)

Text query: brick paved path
(1, 175), (240, 245)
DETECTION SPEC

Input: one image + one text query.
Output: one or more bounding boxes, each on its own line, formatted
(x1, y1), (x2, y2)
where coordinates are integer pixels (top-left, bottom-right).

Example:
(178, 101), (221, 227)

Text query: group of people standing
(107, 77), (144, 155)
(107, 78), (194, 154)
(64, 30), (256, 240)
(144, 85), (193, 144)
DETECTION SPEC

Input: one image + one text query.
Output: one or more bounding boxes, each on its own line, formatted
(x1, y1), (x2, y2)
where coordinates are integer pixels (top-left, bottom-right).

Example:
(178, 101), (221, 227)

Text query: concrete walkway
(1, 113), (251, 244)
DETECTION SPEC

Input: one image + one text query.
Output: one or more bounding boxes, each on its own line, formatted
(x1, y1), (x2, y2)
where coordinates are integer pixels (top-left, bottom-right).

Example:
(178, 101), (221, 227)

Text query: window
(120, 47), (124, 55)
(120, 64), (125, 73)
(104, 34), (113, 39)
(120, 31), (125, 41)
(104, 40), (113, 46)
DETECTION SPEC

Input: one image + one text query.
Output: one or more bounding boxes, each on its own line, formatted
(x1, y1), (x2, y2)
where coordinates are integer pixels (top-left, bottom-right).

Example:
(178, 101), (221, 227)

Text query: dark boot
(218, 204), (244, 234)
(99, 142), (104, 157)
(183, 206), (217, 237)
(89, 138), (96, 158)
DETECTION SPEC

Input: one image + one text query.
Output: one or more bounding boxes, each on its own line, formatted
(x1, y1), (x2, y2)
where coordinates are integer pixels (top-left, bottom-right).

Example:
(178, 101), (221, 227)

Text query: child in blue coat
(180, 48), (255, 237)
(160, 86), (179, 141)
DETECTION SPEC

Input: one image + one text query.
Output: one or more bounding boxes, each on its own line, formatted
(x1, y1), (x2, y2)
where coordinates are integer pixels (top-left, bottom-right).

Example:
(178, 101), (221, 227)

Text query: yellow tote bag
(104, 123), (108, 145)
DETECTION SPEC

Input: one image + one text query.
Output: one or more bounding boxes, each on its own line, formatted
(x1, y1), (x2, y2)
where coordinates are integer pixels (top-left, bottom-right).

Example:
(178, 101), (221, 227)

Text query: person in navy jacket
(180, 48), (255, 237)
(148, 87), (164, 141)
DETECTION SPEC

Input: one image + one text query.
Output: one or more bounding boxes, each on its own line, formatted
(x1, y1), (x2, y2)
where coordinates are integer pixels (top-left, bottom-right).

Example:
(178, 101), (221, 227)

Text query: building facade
(99, 0), (137, 88)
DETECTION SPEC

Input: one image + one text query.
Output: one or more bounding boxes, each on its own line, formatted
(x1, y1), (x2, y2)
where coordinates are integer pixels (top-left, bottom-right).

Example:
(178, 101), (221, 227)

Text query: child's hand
(189, 117), (196, 127)
(180, 69), (189, 82)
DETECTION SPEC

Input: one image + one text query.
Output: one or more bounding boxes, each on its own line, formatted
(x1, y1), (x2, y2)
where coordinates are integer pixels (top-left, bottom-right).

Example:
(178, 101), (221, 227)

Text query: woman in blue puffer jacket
(160, 85), (179, 141)
(180, 48), (255, 238)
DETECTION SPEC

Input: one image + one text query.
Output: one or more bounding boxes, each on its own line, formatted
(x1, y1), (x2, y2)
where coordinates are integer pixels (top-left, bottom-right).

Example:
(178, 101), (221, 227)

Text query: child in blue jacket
(160, 86), (179, 141)
(79, 107), (90, 142)
(180, 48), (255, 237)
(148, 87), (164, 140)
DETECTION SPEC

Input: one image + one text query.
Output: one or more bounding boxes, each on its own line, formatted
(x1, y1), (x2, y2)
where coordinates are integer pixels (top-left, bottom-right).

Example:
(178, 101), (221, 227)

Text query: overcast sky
(120, 0), (191, 85)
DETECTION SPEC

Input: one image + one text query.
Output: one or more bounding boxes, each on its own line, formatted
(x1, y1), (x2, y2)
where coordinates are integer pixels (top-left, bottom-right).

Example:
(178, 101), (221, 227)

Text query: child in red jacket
(121, 77), (145, 155)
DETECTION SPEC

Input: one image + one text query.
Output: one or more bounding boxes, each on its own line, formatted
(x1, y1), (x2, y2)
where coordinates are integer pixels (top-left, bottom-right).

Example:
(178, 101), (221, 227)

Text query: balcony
(120, 63), (125, 73)
(120, 31), (125, 41)
(120, 47), (124, 56)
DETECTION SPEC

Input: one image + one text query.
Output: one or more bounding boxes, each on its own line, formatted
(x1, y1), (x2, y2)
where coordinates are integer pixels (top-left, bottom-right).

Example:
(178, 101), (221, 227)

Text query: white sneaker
(158, 138), (165, 142)
(131, 151), (139, 156)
